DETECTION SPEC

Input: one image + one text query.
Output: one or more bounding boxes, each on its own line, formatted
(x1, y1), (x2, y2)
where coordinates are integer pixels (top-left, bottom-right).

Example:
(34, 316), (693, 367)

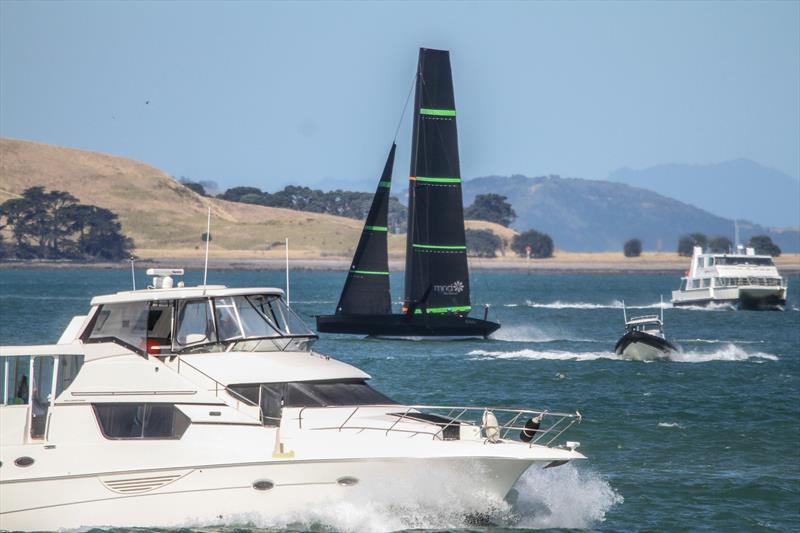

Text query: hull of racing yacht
(316, 313), (501, 338)
(1, 455), (536, 530)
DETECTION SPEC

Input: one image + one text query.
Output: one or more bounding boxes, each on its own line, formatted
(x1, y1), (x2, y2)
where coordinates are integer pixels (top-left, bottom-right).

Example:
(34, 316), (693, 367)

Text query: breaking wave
(211, 463), (620, 532)
(469, 343), (778, 363)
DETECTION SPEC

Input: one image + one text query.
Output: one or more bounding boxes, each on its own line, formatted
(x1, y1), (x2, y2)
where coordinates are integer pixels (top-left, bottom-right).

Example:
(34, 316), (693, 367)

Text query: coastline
(3, 252), (799, 274)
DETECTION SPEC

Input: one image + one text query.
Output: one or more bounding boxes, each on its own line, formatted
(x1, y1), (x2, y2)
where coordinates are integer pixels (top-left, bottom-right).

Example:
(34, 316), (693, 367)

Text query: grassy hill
(0, 138), (511, 259)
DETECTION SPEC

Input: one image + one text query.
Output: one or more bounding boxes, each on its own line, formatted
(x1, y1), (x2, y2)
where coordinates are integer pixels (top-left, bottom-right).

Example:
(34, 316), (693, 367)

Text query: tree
(464, 194), (517, 227)
(219, 186), (264, 202)
(0, 188), (133, 261)
(678, 232), (708, 256)
(465, 229), (501, 258)
(511, 229), (554, 258)
(708, 236), (732, 253)
(183, 182), (206, 196)
(623, 238), (642, 257)
(748, 235), (781, 256)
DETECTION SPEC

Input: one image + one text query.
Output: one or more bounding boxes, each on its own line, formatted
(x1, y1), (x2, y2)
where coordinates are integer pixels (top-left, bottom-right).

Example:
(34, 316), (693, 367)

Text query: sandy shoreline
(3, 253), (799, 274)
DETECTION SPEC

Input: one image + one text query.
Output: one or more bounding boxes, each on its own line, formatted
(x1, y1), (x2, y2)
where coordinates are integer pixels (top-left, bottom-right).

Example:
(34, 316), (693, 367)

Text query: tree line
(622, 233), (781, 257)
(0, 187), (133, 261)
(217, 185), (408, 233)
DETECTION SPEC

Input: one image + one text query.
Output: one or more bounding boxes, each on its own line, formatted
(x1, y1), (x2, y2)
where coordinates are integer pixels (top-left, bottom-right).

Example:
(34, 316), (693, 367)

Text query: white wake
(469, 343), (778, 363)
(213, 463), (620, 532)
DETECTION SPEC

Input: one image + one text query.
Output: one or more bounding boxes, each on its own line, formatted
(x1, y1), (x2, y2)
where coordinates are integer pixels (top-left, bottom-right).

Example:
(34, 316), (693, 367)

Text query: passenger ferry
(671, 246), (788, 310)
(0, 269), (584, 530)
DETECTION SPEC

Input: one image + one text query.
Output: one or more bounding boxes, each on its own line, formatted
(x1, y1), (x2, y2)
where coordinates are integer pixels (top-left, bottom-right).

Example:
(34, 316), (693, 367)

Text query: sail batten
(334, 144), (396, 315)
(404, 48), (471, 315)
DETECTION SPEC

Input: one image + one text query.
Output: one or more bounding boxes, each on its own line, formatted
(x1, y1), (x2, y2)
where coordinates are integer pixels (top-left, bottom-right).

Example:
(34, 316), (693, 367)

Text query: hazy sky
(2, 0), (798, 192)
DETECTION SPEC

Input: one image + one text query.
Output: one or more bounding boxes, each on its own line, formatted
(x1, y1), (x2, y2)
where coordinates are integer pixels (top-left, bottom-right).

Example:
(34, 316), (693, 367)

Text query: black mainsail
(403, 48), (471, 316)
(335, 144), (396, 315)
(316, 48), (499, 338)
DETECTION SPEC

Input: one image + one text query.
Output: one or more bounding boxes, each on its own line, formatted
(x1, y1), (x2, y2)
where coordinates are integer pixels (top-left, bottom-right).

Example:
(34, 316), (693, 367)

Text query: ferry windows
(175, 300), (217, 347)
(93, 403), (190, 439)
(86, 303), (149, 352)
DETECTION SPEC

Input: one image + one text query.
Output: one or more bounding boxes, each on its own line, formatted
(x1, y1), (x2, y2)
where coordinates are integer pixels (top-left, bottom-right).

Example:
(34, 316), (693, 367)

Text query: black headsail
(403, 48), (471, 316)
(335, 144), (396, 315)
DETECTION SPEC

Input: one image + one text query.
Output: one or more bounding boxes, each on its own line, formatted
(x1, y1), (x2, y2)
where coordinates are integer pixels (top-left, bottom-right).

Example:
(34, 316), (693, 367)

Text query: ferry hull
(671, 288), (787, 311)
(316, 313), (501, 338)
(0, 456), (534, 530)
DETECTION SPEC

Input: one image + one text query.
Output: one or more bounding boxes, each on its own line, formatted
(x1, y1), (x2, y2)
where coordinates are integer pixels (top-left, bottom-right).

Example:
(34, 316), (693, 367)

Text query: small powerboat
(614, 299), (677, 360)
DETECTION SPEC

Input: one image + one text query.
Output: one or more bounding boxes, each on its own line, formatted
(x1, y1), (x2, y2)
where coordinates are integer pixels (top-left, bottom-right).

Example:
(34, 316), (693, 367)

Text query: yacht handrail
(0, 343), (86, 357)
(173, 355), (262, 417)
(295, 404), (581, 447)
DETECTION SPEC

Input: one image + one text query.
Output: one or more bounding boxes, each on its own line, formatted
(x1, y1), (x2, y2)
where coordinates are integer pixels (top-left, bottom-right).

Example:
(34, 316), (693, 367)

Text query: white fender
(482, 410), (500, 443)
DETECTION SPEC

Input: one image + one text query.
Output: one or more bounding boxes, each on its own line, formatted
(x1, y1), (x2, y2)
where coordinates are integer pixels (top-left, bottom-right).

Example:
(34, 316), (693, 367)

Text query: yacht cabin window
(92, 403), (190, 439)
(228, 380), (397, 426)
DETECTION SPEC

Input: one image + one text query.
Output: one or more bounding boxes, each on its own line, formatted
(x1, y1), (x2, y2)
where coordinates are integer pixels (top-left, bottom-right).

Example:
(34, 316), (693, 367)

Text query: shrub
(708, 236), (732, 253)
(465, 229), (501, 258)
(511, 229), (554, 258)
(678, 233), (708, 256)
(624, 238), (642, 257)
(748, 235), (781, 256)
(464, 194), (517, 227)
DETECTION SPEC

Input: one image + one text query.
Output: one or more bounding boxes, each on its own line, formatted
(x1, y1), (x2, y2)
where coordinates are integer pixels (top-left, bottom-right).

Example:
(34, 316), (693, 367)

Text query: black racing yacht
(316, 48), (500, 338)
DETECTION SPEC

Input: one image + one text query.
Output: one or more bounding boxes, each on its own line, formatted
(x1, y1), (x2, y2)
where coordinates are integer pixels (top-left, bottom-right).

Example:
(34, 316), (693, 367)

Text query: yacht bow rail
(296, 404), (582, 447)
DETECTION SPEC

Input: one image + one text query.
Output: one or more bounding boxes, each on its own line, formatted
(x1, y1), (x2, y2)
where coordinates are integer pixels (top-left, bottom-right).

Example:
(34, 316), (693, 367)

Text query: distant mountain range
(608, 159), (800, 229)
(461, 175), (800, 253)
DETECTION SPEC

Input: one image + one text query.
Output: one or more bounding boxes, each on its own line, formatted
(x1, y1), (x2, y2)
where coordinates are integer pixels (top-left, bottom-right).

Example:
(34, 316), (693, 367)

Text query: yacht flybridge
(0, 269), (584, 530)
(671, 246), (788, 310)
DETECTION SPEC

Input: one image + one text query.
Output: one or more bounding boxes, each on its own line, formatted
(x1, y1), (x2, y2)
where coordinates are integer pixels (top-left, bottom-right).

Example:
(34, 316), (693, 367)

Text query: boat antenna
(129, 255), (136, 290)
(734, 219), (739, 250)
(203, 206), (211, 292)
(622, 300), (627, 323)
(285, 237), (290, 307)
(660, 294), (664, 323)
(393, 72), (416, 142)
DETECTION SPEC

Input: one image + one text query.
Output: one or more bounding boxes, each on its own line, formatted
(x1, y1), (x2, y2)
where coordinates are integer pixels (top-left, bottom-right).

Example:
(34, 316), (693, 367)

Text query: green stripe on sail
(414, 305), (472, 315)
(351, 269), (390, 276)
(414, 176), (461, 184)
(378, 181), (391, 188)
(412, 244), (467, 250)
(364, 225), (388, 232)
(420, 108), (456, 117)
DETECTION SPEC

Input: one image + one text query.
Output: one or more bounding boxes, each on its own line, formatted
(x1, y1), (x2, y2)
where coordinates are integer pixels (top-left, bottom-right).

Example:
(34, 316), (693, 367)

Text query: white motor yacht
(671, 246), (788, 310)
(0, 269), (584, 530)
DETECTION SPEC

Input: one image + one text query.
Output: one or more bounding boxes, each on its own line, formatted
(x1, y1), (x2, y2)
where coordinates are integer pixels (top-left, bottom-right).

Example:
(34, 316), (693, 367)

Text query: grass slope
(0, 138), (511, 259)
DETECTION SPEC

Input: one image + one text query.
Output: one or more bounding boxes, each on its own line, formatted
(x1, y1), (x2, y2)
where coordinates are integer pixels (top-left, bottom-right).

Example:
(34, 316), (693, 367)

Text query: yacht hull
(1, 456), (534, 530)
(614, 331), (677, 361)
(316, 313), (501, 338)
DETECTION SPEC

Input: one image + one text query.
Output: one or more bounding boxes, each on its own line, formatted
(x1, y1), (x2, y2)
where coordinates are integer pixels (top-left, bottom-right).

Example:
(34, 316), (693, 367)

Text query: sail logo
(434, 281), (464, 295)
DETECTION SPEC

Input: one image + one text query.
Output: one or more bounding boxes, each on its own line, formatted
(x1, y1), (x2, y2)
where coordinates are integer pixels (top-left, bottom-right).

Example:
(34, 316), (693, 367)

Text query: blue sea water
(1, 268), (798, 532)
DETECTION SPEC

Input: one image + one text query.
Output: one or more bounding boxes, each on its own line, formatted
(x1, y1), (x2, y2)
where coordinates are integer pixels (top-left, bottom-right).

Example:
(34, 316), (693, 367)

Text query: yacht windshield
(84, 293), (316, 355)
